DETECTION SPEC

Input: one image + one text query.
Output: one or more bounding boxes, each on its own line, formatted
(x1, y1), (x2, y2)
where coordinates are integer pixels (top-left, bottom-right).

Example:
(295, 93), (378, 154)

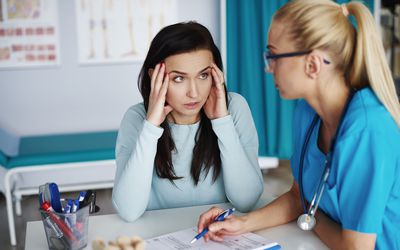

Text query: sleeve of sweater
(211, 92), (264, 212)
(112, 104), (163, 222)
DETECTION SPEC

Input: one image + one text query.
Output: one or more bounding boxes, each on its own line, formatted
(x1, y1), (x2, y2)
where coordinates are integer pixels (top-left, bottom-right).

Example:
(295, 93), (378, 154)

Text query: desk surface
(26, 203), (328, 250)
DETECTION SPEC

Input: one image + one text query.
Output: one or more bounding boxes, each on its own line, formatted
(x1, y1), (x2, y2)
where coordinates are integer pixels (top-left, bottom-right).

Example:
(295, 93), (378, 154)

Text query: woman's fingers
(211, 67), (223, 90)
(150, 64), (168, 103)
(208, 220), (230, 233)
(153, 63), (165, 93)
(159, 72), (169, 98)
(205, 228), (226, 242)
(164, 105), (173, 116)
(159, 73), (172, 115)
(212, 63), (224, 79)
(211, 63), (225, 90)
(146, 63), (170, 126)
(205, 228), (234, 242)
(217, 229), (239, 236)
(150, 63), (161, 92)
(208, 232), (224, 242)
(197, 207), (225, 233)
(196, 207), (244, 244)
(197, 207), (228, 243)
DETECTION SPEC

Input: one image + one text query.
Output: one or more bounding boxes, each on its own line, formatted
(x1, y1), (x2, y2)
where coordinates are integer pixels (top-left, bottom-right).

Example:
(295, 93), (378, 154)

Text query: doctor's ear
(305, 54), (322, 79)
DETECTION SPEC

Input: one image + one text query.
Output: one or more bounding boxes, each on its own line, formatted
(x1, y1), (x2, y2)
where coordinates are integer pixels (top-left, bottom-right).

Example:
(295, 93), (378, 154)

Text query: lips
(184, 102), (199, 109)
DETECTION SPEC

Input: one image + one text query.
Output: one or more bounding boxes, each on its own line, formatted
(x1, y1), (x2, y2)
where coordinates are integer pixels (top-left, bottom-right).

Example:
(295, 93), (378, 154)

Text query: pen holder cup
(40, 205), (89, 250)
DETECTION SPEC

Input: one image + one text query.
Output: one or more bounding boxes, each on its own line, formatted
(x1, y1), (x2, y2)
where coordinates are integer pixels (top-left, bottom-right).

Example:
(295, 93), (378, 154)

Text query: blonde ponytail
(274, 0), (400, 127)
(346, 2), (400, 127)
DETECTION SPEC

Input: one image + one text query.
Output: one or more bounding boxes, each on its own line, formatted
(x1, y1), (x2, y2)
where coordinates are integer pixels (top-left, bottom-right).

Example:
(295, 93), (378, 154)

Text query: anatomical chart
(0, 0), (60, 68)
(75, 0), (177, 64)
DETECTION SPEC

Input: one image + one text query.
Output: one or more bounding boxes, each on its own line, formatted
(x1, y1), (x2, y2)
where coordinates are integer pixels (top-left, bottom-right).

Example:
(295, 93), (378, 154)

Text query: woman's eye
(199, 73), (209, 80)
(173, 76), (184, 83)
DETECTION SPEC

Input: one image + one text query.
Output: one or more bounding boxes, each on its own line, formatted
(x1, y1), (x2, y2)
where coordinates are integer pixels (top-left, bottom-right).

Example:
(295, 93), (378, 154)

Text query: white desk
(26, 203), (328, 250)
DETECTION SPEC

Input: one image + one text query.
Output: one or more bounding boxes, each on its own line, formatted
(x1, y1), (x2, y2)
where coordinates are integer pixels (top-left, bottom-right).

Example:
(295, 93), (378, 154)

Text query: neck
(307, 79), (350, 137)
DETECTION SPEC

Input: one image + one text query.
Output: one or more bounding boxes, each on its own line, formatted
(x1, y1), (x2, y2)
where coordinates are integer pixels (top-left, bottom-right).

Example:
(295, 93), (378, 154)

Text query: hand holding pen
(196, 206), (249, 242)
(191, 207), (235, 243)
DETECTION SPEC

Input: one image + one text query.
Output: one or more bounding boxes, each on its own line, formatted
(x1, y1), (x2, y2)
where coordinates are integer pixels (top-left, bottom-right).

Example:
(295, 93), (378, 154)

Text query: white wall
(0, 0), (220, 136)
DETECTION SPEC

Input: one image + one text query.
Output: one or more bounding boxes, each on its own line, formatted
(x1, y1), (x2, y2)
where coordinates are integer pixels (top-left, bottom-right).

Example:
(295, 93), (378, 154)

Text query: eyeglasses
(264, 50), (311, 70)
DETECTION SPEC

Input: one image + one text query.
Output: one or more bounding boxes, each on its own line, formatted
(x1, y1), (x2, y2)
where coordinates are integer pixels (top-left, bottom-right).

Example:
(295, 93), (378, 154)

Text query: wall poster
(0, 0), (60, 69)
(75, 0), (178, 64)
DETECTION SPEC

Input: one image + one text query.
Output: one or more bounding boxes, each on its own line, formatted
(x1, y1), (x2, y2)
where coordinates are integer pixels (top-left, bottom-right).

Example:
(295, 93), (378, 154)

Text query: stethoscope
(297, 90), (355, 231)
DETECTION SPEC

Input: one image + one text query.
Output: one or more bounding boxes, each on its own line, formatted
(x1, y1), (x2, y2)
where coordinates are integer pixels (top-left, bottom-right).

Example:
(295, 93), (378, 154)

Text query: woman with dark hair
(112, 22), (264, 222)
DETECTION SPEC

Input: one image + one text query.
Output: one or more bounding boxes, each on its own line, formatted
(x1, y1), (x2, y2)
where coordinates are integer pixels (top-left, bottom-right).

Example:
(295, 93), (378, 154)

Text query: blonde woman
(196, 0), (400, 249)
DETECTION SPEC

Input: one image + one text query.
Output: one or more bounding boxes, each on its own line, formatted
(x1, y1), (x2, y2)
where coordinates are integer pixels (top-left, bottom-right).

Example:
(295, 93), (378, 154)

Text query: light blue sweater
(112, 93), (264, 222)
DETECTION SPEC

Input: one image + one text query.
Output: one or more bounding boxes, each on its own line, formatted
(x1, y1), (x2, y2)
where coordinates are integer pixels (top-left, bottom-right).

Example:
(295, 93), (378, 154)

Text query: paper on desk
(145, 227), (274, 250)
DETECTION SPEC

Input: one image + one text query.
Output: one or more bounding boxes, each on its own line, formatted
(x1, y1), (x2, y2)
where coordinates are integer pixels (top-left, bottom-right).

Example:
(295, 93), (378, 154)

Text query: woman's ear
(148, 68), (154, 78)
(304, 53), (322, 79)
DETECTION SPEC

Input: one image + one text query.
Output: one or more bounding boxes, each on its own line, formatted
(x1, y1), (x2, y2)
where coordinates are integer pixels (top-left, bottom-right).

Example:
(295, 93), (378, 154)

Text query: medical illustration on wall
(75, 0), (178, 64)
(0, 0), (60, 68)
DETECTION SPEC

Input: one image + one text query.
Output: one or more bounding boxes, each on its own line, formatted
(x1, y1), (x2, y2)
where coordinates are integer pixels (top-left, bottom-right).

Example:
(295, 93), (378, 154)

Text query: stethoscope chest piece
(297, 213), (316, 231)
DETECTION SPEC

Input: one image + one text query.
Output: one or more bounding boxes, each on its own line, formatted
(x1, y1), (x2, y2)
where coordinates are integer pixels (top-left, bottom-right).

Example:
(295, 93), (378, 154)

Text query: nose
(187, 80), (198, 98)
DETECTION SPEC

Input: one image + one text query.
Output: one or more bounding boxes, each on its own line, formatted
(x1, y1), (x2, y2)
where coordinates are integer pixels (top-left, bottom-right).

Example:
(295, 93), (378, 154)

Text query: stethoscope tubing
(308, 160), (330, 216)
(298, 114), (319, 213)
(298, 90), (355, 230)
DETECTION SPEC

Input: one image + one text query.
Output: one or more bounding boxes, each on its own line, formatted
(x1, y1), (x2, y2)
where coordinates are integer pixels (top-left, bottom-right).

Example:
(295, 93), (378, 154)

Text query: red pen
(41, 202), (77, 242)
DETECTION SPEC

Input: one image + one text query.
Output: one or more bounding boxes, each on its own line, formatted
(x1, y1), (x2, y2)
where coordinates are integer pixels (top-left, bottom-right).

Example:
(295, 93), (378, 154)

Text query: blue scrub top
(291, 88), (400, 250)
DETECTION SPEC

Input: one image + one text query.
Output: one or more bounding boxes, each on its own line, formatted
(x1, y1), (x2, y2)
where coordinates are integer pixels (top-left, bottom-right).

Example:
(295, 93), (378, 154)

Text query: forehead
(267, 21), (294, 51)
(164, 50), (213, 73)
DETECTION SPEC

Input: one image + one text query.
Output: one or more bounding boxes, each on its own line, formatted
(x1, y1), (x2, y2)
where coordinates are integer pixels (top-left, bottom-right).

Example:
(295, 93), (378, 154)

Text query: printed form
(145, 227), (274, 250)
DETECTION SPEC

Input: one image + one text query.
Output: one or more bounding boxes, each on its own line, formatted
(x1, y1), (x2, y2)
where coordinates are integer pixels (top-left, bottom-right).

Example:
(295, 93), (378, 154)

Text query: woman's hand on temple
(146, 63), (173, 126)
(197, 206), (246, 242)
(204, 63), (228, 120)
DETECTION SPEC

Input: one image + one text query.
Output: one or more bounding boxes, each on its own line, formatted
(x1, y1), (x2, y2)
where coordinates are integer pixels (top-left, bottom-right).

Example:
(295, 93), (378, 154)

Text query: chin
(279, 91), (295, 100)
(176, 108), (202, 118)
(186, 108), (202, 116)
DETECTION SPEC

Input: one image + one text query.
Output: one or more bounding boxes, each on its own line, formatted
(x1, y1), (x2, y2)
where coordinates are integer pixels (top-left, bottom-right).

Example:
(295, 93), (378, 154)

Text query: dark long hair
(138, 21), (227, 185)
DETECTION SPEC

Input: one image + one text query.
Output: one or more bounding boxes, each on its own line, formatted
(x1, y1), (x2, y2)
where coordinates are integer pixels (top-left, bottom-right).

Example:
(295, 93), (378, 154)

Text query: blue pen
(190, 208), (235, 244)
(78, 191), (86, 202)
(71, 198), (79, 212)
(64, 199), (72, 214)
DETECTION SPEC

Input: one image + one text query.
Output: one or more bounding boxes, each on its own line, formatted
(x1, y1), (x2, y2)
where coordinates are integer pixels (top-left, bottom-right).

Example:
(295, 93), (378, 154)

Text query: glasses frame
(264, 50), (331, 71)
(264, 50), (311, 70)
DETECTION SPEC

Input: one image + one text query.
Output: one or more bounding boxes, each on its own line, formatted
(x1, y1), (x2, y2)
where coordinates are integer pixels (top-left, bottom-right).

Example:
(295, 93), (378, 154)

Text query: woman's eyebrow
(198, 66), (211, 74)
(169, 66), (211, 75)
(169, 70), (187, 75)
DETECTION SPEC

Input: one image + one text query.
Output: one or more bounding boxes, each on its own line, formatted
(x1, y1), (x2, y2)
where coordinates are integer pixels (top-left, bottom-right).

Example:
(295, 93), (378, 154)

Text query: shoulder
(119, 102), (147, 130)
(227, 92), (249, 109)
(336, 88), (400, 162)
(226, 92), (253, 120)
(122, 102), (146, 122)
(341, 88), (400, 142)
